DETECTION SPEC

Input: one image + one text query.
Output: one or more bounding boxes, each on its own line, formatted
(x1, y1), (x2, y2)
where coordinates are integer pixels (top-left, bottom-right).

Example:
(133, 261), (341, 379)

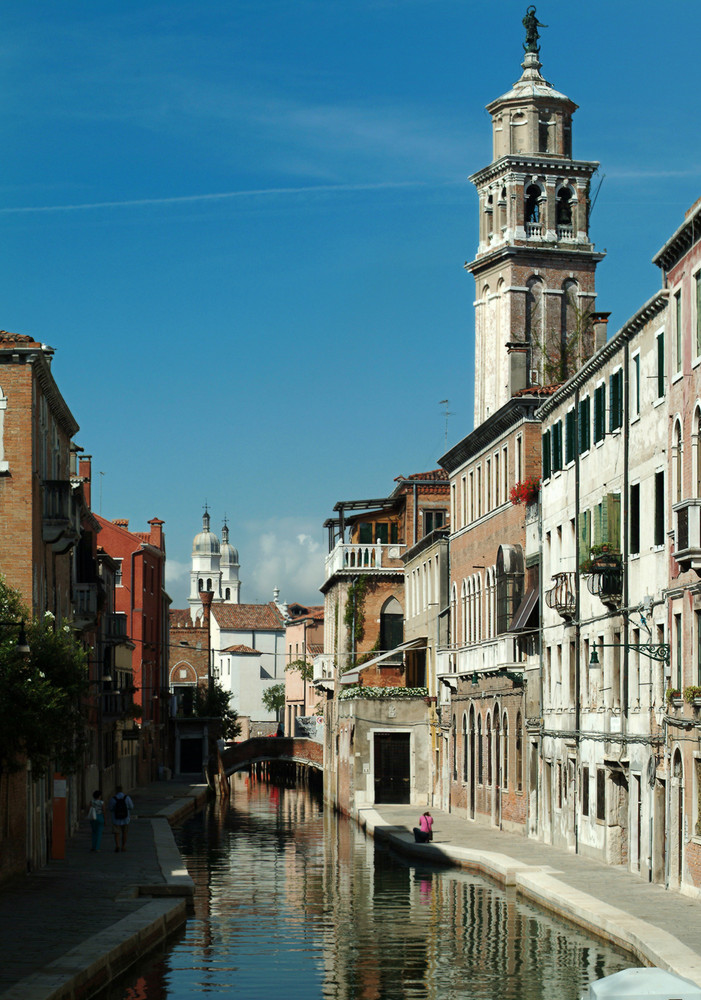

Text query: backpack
(114, 794), (128, 820)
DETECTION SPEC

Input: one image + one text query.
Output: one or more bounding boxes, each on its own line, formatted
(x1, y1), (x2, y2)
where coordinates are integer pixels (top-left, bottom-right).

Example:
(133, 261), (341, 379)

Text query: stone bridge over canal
(220, 736), (324, 777)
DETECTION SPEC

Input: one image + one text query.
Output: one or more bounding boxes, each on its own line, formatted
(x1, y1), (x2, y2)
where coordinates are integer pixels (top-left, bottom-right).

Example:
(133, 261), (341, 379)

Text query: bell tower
(467, 9), (604, 425)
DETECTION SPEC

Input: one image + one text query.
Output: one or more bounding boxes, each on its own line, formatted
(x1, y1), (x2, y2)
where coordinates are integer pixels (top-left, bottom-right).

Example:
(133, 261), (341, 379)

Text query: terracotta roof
(0, 331), (42, 347)
(212, 602), (285, 631)
(222, 644), (260, 655)
(308, 643), (324, 657)
(399, 469), (449, 482)
(170, 609), (204, 628)
(287, 604), (324, 622)
(512, 384), (561, 398)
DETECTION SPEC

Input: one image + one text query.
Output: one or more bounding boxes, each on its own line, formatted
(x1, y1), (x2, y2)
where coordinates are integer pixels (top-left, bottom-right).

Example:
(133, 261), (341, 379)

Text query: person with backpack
(108, 786), (134, 852)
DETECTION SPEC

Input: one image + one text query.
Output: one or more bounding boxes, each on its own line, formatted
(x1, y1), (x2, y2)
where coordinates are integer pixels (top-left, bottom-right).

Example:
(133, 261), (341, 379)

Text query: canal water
(109, 774), (632, 1000)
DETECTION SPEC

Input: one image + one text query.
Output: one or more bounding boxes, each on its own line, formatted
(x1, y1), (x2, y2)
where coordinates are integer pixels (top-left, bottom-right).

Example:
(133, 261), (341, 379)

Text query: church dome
(220, 523), (239, 566)
(192, 511), (220, 556)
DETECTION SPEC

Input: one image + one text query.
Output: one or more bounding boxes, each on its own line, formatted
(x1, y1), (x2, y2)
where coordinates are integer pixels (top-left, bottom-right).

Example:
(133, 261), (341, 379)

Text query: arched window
(462, 713), (468, 782)
(198, 578), (203, 592)
(206, 578), (212, 591)
(674, 419), (683, 504)
(486, 713), (492, 786)
(474, 575), (482, 643)
(450, 584), (458, 647)
(525, 184), (542, 226)
(452, 716), (457, 781)
(461, 580), (468, 647)
(561, 278), (580, 380)
(502, 712), (509, 790)
(525, 276), (544, 383)
(380, 597), (403, 655)
(516, 713), (523, 792)
(556, 186), (573, 229)
(225, 588), (231, 600)
(477, 715), (483, 784)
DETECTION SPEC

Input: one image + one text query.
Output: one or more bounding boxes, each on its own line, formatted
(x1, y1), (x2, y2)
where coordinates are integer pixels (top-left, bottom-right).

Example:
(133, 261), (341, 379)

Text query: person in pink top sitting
(414, 810), (433, 843)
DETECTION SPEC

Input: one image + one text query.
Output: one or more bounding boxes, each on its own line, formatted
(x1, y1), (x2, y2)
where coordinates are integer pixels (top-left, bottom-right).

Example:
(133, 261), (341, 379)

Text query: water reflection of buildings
(165, 778), (627, 1000)
(322, 806), (627, 1000)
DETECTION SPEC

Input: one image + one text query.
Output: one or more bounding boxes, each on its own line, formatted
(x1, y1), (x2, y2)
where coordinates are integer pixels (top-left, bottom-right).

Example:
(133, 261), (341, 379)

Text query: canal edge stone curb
(357, 808), (701, 987)
(0, 899), (186, 1000)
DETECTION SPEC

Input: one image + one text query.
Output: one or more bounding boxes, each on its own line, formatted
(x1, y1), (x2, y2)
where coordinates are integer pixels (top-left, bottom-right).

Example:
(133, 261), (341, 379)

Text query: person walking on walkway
(108, 786), (134, 852)
(88, 789), (105, 852)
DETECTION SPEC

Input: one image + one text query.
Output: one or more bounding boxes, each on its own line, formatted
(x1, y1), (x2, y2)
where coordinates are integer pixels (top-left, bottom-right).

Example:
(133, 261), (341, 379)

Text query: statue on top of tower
(522, 6), (547, 53)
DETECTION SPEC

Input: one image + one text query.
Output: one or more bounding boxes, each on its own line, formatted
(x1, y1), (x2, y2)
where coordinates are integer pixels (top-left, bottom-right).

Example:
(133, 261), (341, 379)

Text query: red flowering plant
(509, 477), (541, 507)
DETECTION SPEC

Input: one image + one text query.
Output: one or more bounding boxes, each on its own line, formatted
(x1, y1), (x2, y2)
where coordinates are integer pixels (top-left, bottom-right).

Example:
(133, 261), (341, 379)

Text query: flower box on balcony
(509, 477), (541, 507)
(581, 544), (622, 575)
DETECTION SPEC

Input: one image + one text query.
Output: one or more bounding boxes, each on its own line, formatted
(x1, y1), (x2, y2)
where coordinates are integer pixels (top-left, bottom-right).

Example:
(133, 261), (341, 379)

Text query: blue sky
(2, 0), (700, 609)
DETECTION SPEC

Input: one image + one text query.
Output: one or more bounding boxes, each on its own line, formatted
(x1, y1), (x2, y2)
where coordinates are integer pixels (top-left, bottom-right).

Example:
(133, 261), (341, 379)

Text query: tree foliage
(0, 579), (89, 777)
(286, 657), (313, 682)
(193, 681), (241, 740)
(262, 682), (285, 717)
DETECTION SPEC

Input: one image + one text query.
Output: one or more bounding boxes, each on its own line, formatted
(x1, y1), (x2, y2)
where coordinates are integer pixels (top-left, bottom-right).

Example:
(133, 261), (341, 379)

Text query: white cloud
(245, 522), (324, 606)
(165, 559), (190, 587)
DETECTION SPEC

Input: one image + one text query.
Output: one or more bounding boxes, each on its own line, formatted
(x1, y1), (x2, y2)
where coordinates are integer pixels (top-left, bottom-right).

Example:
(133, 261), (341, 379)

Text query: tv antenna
(439, 399), (454, 448)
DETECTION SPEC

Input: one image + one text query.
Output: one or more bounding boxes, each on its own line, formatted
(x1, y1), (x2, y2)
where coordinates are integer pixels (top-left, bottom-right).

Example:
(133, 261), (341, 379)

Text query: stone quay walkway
(3, 786), (701, 999)
(0, 780), (207, 1000)
(363, 804), (701, 987)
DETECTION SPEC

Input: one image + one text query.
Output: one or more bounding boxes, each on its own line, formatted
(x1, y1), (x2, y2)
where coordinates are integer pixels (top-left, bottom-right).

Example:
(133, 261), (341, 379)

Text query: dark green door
(374, 733), (410, 804)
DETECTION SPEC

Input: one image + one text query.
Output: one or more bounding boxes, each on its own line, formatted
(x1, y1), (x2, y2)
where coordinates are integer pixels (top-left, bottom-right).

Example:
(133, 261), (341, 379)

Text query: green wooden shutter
(579, 398), (590, 454)
(542, 429), (551, 479)
(606, 493), (621, 549)
(593, 501), (604, 546)
(657, 331), (665, 398)
(565, 409), (575, 464)
(579, 510), (591, 568)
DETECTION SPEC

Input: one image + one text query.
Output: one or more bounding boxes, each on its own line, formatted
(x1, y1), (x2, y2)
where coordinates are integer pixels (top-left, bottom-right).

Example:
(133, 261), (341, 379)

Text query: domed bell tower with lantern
(467, 7), (605, 426)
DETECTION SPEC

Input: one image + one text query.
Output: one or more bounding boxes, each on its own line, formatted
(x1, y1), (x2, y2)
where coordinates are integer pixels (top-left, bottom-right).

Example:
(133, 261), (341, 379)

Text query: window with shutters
(630, 482), (640, 555)
(593, 493), (621, 550)
(542, 428), (551, 480)
(551, 420), (563, 473)
(675, 290), (683, 376)
(579, 509), (591, 570)
(594, 383), (606, 443)
(579, 397), (590, 454)
(632, 352), (641, 417)
(656, 330), (665, 398)
(654, 470), (665, 546)
(609, 368), (623, 432)
(565, 408), (576, 464)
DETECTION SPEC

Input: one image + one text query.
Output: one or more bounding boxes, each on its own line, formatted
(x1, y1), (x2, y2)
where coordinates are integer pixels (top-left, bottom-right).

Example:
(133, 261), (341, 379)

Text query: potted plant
(666, 687), (683, 708)
(684, 685), (701, 707)
(581, 543), (622, 574)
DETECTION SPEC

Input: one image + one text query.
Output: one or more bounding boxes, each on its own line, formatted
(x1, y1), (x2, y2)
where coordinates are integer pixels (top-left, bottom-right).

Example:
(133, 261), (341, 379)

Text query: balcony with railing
(525, 222), (543, 238)
(454, 634), (522, 677)
(545, 572), (576, 620)
(586, 567), (623, 607)
(672, 498), (701, 571)
(42, 480), (79, 553)
(557, 225), (574, 240)
(324, 541), (406, 582)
